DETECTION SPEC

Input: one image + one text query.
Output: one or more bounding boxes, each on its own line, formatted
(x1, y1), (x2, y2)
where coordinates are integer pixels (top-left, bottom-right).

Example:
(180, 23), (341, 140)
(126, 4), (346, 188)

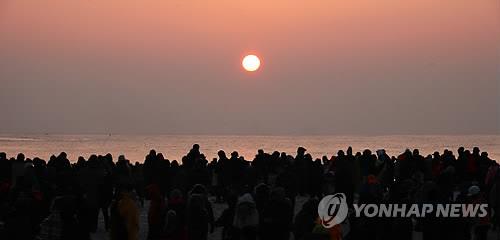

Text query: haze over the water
(0, 1), (498, 135)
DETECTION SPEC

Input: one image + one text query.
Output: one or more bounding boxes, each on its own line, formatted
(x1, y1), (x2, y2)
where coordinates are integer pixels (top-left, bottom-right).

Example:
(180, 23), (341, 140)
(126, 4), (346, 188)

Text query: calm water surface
(0, 134), (498, 163)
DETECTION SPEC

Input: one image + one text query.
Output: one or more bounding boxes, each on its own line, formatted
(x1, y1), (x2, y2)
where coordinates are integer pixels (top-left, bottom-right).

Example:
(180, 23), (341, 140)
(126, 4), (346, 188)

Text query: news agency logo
(318, 193), (488, 229)
(318, 193), (348, 228)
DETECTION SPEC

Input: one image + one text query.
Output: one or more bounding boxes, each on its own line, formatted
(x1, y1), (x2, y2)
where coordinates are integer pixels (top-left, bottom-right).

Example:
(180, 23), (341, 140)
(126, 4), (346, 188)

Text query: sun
(242, 55), (261, 72)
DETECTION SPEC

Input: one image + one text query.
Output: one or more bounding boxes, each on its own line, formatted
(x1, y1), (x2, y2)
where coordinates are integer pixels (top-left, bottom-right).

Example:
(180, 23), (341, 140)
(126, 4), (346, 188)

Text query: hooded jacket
(233, 193), (259, 229)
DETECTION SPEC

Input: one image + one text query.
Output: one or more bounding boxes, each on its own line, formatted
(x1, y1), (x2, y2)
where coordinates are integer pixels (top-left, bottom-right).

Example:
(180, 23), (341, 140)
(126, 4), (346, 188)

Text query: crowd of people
(0, 144), (499, 240)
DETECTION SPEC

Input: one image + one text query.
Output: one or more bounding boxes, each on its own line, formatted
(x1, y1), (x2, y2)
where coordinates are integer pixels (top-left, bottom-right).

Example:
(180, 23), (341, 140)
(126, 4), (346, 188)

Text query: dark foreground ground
(91, 196), (498, 240)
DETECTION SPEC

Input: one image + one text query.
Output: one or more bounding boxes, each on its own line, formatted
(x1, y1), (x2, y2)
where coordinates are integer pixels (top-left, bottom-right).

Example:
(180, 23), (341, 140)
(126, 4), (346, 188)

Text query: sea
(0, 134), (499, 163)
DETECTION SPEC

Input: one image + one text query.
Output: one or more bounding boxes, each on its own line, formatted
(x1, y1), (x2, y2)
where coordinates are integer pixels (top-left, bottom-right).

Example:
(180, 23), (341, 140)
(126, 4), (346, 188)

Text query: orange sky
(2, 1), (497, 57)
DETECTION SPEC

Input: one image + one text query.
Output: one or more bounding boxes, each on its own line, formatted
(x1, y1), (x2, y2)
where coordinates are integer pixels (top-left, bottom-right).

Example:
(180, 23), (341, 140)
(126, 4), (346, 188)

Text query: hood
(237, 193), (255, 205)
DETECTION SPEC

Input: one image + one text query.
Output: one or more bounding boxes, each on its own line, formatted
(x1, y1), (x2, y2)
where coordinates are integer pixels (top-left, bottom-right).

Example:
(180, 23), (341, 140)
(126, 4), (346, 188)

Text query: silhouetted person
(335, 149), (355, 206)
(186, 193), (210, 240)
(146, 183), (165, 240)
(260, 187), (292, 240)
(293, 198), (319, 240)
(186, 144), (201, 169)
(0, 152), (11, 184)
(38, 192), (83, 240)
(294, 147), (309, 195)
(231, 193), (259, 240)
(165, 188), (187, 239)
(11, 153), (25, 188)
(216, 150), (230, 201)
(467, 185), (489, 240)
(110, 186), (139, 240)
(5, 177), (38, 240)
(275, 163), (297, 212)
(215, 193), (237, 240)
(77, 154), (106, 233)
(253, 149), (268, 183)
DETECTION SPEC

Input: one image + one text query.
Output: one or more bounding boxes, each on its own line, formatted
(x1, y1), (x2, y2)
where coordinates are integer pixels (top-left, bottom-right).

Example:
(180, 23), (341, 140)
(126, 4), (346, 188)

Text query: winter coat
(110, 192), (140, 240)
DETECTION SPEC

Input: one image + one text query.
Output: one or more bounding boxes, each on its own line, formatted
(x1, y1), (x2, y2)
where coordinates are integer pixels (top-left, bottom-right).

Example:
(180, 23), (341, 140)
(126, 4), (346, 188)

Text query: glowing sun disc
(242, 55), (261, 72)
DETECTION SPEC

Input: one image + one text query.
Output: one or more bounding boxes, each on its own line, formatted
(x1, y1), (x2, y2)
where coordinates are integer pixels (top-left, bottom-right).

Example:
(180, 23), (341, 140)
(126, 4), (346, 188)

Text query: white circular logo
(318, 193), (348, 228)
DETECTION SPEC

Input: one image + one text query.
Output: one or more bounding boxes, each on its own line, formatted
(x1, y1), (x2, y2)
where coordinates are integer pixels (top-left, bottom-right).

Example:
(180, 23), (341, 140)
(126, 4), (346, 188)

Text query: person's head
(58, 152), (67, 160)
(24, 160), (33, 168)
(347, 146), (353, 156)
(231, 151), (239, 158)
(444, 149), (451, 156)
(258, 149), (264, 155)
(33, 157), (45, 167)
(118, 155), (126, 162)
(17, 153), (25, 162)
(297, 147), (306, 155)
(464, 150), (471, 156)
(473, 147), (480, 155)
(149, 149), (157, 157)
(413, 149), (420, 156)
(192, 144), (200, 150)
(217, 150), (226, 159)
(337, 150), (345, 157)
(363, 149), (372, 156)
(190, 184), (208, 196)
(88, 154), (99, 167)
(0, 152), (6, 160)
(105, 153), (113, 162)
(235, 193), (256, 215)
(171, 160), (179, 167)
(458, 147), (465, 155)
(77, 156), (86, 166)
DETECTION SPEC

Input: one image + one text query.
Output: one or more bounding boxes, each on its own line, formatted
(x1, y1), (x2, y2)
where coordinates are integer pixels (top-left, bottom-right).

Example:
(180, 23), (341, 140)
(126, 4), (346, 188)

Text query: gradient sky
(1, 0), (499, 135)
